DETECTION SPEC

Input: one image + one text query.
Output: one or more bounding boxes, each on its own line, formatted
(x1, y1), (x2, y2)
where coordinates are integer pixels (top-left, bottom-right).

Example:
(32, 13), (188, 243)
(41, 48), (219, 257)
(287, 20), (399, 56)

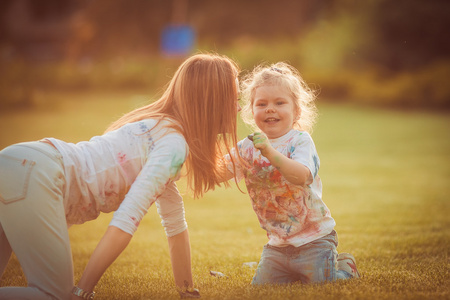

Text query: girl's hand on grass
(178, 288), (201, 298)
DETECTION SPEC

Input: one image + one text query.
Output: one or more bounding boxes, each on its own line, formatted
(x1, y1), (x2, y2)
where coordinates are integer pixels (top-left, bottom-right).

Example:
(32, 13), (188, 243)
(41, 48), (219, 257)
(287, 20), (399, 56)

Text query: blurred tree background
(0, 0), (449, 109)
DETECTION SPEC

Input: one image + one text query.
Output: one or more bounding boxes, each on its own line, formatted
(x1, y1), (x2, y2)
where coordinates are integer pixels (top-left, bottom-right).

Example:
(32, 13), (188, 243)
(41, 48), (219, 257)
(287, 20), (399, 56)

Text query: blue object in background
(161, 24), (195, 56)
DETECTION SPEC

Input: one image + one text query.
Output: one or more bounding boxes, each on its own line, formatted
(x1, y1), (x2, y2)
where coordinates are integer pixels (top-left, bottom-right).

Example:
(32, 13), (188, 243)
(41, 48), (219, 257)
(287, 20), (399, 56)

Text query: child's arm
(218, 146), (245, 183)
(251, 133), (311, 186)
(218, 162), (235, 182)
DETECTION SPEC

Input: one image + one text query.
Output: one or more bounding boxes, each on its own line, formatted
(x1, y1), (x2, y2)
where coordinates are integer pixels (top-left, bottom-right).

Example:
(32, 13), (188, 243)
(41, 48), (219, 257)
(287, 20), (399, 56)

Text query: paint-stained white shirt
(47, 119), (188, 237)
(226, 129), (335, 247)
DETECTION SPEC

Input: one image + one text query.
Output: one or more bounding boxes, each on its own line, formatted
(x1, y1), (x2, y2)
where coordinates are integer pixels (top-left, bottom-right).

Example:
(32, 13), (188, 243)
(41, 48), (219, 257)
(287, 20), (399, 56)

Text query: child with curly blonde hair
(224, 62), (360, 285)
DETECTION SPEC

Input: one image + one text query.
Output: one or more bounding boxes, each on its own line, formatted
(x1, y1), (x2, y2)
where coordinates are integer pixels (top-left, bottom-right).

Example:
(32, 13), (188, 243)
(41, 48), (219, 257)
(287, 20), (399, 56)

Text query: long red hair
(106, 53), (240, 198)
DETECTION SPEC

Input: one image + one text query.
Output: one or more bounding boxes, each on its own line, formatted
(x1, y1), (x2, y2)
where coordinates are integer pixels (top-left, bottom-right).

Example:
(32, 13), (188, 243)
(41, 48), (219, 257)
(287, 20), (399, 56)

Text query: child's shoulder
(287, 129), (313, 142)
(285, 130), (317, 153)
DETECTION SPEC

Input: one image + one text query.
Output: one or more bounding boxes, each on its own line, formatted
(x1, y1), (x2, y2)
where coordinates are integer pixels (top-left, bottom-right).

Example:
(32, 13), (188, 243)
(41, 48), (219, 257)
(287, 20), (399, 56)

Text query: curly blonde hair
(240, 62), (318, 134)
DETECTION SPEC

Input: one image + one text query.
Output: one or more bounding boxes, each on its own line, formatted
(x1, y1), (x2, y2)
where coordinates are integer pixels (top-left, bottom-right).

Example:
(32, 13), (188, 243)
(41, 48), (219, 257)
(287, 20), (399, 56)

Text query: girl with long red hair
(0, 53), (241, 299)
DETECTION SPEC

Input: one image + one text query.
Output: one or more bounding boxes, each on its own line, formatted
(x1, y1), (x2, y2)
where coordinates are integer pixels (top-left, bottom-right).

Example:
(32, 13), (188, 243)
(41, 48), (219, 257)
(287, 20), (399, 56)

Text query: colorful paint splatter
(227, 129), (336, 247)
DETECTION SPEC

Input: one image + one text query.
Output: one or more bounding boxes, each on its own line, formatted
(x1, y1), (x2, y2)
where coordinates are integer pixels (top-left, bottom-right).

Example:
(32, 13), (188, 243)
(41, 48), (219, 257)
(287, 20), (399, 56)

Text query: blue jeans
(252, 230), (352, 285)
(0, 142), (72, 300)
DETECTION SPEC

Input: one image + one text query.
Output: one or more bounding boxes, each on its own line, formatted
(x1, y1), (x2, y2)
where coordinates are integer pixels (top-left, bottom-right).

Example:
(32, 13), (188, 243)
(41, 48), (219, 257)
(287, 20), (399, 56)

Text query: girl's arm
(168, 229), (200, 297)
(251, 133), (311, 186)
(156, 183), (199, 297)
(72, 227), (200, 299)
(71, 226), (132, 299)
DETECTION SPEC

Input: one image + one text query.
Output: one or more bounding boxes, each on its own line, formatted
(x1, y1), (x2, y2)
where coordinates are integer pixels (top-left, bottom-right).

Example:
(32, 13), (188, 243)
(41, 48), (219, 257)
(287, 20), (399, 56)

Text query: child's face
(252, 84), (297, 139)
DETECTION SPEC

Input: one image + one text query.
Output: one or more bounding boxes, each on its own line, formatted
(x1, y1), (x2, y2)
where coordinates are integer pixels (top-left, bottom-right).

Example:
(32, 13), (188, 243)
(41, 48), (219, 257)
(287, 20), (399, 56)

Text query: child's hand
(248, 132), (271, 155)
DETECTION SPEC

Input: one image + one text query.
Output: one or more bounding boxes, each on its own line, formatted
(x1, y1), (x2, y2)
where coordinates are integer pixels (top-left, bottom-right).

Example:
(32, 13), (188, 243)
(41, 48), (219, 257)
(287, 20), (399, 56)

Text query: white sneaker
(337, 253), (360, 278)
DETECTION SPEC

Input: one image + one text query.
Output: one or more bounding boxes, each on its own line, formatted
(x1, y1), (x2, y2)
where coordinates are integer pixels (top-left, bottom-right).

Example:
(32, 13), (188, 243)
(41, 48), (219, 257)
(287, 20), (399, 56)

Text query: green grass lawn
(1, 91), (449, 299)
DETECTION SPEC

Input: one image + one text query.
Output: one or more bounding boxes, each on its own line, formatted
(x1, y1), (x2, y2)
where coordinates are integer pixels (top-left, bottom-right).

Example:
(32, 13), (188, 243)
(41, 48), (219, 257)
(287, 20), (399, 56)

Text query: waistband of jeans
(14, 141), (62, 162)
(266, 244), (295, 253)
(266, 230), (337, 254)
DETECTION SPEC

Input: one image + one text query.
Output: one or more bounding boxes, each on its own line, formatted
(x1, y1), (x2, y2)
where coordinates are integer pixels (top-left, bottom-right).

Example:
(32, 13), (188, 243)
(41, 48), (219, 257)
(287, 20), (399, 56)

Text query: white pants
(0, 142), (73, 300)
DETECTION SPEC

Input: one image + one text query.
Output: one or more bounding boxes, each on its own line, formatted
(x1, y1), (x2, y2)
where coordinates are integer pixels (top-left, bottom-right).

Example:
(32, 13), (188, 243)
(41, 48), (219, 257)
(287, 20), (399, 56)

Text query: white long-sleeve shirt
(47, 118), (188, 237)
